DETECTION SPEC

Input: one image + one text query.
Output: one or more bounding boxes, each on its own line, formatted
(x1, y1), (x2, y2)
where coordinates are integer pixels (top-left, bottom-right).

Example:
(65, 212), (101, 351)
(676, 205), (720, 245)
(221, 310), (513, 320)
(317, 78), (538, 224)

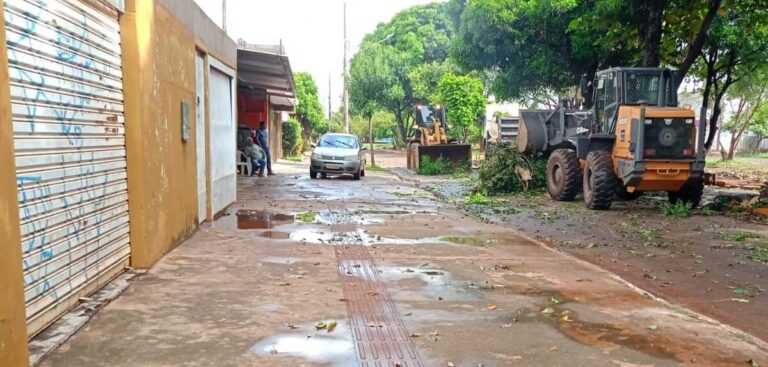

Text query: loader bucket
(517, 109), (550, 154)
(408, 143), (472, 172)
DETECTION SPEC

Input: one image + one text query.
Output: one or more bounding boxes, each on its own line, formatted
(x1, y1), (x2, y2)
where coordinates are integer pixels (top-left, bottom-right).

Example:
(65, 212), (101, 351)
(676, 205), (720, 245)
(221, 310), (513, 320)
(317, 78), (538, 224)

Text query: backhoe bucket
(408, 143), (472, 172)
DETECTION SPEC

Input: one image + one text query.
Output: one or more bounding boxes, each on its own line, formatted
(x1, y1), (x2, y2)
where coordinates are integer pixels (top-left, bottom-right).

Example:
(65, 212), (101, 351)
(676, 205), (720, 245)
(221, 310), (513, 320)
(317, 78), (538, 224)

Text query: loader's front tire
(546, 148), (581, 201)
(583, 151), (615, 210)
(668, 177), (704, 208)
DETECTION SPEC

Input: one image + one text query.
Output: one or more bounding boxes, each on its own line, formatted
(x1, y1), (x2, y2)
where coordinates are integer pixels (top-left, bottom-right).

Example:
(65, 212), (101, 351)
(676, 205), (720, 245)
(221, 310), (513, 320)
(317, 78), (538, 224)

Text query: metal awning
(270, 95), (295, 111)
(237, 42), (296, 95)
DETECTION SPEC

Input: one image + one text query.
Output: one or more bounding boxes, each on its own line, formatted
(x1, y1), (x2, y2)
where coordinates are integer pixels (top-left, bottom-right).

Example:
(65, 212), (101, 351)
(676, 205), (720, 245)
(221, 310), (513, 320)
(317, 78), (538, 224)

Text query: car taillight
(683, 148), (694, 156)
(644, 148), (655, 157)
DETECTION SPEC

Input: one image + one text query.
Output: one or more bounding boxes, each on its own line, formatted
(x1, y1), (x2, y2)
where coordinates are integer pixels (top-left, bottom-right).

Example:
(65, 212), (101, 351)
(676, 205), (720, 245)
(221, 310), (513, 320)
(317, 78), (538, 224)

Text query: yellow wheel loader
(406, 105), (472, 172)
(518, 67), (706, 210)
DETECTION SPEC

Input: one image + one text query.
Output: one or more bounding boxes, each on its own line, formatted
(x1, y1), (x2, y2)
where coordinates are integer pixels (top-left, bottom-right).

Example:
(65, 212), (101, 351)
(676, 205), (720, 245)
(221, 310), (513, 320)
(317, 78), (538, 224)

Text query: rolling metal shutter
(5, 0), (129, 336)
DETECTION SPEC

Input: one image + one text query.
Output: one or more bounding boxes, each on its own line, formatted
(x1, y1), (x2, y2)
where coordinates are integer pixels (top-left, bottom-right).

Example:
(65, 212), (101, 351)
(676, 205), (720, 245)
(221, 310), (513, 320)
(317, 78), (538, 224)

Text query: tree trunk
(675, 0), (723, 88)
(299, 116), (313, 151)
(368, 115), (375, 166)
(640, 0), (665, 67)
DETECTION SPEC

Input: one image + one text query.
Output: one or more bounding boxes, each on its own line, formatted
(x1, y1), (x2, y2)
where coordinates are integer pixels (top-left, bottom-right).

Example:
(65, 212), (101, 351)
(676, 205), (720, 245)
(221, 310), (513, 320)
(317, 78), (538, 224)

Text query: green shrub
(478, 143), (546, 194)
(661, 201), (693, 218)
(282, 119), (303, 156)
(418, 156), (453, 175)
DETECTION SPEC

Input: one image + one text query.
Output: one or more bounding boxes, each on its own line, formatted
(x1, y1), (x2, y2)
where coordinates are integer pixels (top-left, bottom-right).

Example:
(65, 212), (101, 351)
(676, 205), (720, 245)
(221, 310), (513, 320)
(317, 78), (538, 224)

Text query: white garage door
(208, 65), (236, 215)
(195, 54), (207, 223)
(5, 0), (129, 336)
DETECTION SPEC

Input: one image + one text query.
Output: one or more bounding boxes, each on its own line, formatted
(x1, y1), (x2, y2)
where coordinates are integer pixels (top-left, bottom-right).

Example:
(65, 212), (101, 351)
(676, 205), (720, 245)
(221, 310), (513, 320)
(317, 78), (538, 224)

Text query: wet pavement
(41, 159), (768, 366)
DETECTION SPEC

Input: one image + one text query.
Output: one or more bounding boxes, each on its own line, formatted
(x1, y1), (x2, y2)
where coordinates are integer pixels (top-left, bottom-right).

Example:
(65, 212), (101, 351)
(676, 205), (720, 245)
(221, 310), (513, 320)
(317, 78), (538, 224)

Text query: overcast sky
(192, 0), (436, 116)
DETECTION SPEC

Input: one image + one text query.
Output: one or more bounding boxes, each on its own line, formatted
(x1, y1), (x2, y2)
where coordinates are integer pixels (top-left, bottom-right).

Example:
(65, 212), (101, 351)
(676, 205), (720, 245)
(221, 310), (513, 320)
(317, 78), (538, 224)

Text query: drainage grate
(336, 244), (424, 367)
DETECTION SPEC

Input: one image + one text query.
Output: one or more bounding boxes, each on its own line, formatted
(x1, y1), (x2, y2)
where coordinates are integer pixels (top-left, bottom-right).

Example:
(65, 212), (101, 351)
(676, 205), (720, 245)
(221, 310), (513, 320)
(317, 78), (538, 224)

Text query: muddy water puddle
(290, 228), (444, 246)
(250, 320), (356, 366)
(378, 265), (482, 302)
(212, 210), (295, 230)
(259, 231), (291, 239)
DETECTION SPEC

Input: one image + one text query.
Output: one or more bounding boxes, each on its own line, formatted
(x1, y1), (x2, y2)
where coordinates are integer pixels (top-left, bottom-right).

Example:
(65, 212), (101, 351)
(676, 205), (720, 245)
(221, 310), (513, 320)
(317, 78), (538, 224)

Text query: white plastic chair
(237, 151), (251, 176)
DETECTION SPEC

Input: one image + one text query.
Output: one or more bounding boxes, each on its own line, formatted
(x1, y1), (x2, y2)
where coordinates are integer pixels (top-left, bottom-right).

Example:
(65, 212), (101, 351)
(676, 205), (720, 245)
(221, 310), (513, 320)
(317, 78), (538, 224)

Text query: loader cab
(592, 67), (678, 134)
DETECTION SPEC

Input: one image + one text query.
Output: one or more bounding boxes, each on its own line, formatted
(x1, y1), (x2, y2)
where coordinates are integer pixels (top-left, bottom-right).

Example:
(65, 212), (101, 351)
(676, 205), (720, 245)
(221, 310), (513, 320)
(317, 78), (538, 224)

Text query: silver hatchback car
(310, 133), (367, 180)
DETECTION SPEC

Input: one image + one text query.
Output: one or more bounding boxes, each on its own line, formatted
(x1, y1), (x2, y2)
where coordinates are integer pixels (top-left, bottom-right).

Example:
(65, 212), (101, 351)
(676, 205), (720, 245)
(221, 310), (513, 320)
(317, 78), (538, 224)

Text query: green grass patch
(366, 163), (387, 172)
(721, 230), (762, 242)
(737, 151), (768, 159)
(463, 192), (500, 206)
(285, 155), (303, 162)
(296, 211), (317, 223)
(707, 159), (752, 168)
(661, 201), (693, 218)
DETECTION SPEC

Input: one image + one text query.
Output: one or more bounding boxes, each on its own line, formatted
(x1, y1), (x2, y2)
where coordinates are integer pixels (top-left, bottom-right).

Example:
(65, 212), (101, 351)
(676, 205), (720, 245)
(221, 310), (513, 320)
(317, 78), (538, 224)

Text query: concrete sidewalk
(41, 160), (767, 366)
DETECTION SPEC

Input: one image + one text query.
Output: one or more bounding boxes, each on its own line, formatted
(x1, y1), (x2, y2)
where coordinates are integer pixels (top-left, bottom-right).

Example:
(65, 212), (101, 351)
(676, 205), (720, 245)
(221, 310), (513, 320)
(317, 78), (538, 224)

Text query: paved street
(42, 160), (767, 366)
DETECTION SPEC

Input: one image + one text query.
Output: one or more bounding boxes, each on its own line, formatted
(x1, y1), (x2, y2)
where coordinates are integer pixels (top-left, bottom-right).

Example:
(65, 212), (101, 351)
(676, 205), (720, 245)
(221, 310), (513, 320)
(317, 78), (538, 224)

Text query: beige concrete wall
(121, 0), (236, 268)
(0, 3), (30, 365)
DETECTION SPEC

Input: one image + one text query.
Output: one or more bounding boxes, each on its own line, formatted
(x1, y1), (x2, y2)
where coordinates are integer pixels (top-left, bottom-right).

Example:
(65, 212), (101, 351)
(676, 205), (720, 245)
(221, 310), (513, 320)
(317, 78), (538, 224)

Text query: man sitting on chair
(245, 137), (267, 177)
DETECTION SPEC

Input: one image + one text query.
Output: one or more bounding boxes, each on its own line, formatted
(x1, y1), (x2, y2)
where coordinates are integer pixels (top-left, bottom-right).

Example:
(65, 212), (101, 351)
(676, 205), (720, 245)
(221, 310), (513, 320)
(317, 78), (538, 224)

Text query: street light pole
(222, 0), (227, 33)
(343, 2), (349, 134)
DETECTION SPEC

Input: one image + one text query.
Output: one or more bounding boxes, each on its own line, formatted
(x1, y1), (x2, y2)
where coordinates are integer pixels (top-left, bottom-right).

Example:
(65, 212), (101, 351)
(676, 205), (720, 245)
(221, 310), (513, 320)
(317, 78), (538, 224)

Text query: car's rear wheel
(360, 168), (365, 177)
(310, 169), (317, 179)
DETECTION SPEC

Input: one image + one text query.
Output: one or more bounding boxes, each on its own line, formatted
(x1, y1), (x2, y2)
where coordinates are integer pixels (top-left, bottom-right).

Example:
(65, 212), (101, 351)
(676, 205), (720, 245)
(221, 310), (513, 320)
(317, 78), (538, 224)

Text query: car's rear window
(319, 135), (358, 149)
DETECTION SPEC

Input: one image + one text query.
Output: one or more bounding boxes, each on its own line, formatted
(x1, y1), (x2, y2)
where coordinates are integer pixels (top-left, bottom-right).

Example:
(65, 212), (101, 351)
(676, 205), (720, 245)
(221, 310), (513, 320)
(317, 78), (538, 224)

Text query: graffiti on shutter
(5, 0), (130, 336)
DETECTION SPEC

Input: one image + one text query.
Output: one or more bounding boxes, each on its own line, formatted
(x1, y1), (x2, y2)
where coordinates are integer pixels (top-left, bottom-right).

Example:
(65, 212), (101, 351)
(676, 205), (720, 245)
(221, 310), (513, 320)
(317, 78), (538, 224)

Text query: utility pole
(328, 72), (332, 121)
(342, 2), (349, 134)
(222, 0), (227, 32)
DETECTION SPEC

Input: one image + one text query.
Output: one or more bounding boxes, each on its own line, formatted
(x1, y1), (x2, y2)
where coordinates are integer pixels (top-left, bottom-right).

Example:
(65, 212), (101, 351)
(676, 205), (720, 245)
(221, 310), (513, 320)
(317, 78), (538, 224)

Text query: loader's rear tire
(583, 151), (615, 210)
(546, 148), (581, 201)
(615, 185), (643, 201)
(668, 177), (704, 208)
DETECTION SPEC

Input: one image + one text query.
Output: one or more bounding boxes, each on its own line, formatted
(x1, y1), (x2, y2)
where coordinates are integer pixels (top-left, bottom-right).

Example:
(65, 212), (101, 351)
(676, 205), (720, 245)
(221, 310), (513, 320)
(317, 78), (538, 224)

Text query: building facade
(0, 0), (251, 365)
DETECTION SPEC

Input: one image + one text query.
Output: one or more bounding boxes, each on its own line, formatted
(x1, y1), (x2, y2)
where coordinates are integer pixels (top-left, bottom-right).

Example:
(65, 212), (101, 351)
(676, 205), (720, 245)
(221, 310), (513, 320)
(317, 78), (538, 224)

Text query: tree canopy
(293, 72), (325, 148)
(434, 73), (486, 143)
(450, 0), (725, 101)
(350, 2), (460, 145)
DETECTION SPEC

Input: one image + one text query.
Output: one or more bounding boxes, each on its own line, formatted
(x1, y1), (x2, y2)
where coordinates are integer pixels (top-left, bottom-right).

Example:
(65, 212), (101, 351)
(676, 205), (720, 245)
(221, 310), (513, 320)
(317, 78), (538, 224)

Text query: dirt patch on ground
(376, 148), (768, 344)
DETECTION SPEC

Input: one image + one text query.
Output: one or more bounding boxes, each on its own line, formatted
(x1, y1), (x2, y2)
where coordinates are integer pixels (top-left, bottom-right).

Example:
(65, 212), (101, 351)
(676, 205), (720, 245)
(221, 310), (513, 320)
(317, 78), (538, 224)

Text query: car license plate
(326, 163), (342, 169)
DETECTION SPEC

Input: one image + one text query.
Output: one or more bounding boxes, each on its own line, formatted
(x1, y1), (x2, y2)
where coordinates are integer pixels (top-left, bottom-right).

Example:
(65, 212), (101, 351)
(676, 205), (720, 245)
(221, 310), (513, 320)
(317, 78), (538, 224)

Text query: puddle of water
(259, 231), (291, 239)
(289, 228), (443, 246)
(211, 210), (295, 230)
(316, 209), (385, 225)
(250, 320), (356, 366)
(440, 236), (495, 247)
(237, 210), (294, 229)
(262, 257), (301, 265)
(378, 265), (482, 302)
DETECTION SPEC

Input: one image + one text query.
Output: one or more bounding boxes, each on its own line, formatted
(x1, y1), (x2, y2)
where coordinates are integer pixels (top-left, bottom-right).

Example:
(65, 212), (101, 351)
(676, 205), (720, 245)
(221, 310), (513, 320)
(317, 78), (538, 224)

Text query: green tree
(434, 73), (486, 143)
(409, 61), (457, 105)
(350, 44), (397, 165)
(281, 119), (303, 157)
(691, 0), (768, 150)
(352, 3), (457, 146)
(294, 72), (325, 150)
(749, 105), (768, 151)
(720, 69), (768, 159)
(450, 0), (725, 101)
